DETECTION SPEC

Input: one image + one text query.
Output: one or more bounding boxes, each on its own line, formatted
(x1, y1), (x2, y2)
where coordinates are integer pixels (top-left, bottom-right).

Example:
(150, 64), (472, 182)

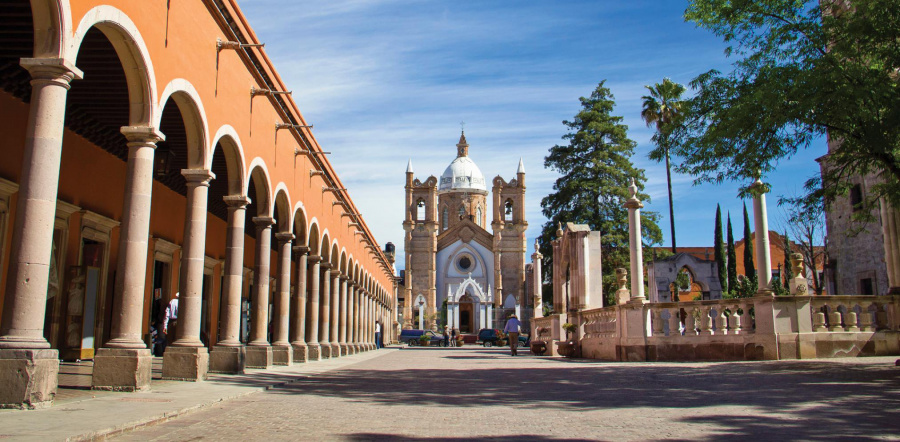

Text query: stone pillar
(245, 216), (274, 369)
(92, 126), (164, 392)
(624, 179), (646, 301)
(318, 263), (332, 358)
(532, 239), (544, 319)
(330, 272), (341, 357)
(348, 283), (357, 354)
(291, 246), (309, 362)
(750, 179), (773, 295)
(210, 196), (249, 374)
(163, 169), (215, 382)
(271, 232), (294, 365)
(339, 275), (349, 355)
(0, 59), (81, 409)
(368, 296), (375, 350)
(306, 255), (322, 361)
(879, 202), (900, 294)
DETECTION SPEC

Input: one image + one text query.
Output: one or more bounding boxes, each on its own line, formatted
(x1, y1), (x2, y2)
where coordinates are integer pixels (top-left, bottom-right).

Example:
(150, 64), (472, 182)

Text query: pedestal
(209, 346), (244, 374)
(320, 344), (332, 359)
(307, 343), (321, 361)
(92, 348), (152, 392)
(292, 343), (308, 363)
(331, 343), (341, 358)
(272, 345), (293, 366)
(340, 343), (349, 356)
(0, 349), (59, 409)
(245, 346), (273, 369)
(162, 347), (209, 381)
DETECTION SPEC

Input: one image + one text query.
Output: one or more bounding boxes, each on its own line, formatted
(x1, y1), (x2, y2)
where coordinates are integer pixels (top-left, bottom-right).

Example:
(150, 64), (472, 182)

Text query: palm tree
(641, 78), (686, 254)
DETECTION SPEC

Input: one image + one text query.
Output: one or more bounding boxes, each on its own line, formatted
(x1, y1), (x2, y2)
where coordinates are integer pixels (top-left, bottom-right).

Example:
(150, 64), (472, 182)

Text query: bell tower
(403, 160), (438, 330)
(491, 158), (528, 310)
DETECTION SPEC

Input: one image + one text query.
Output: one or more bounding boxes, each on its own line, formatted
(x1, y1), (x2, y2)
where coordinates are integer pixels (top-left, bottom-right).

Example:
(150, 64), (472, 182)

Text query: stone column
(330, 271), (341, 357)
(245, 217), (274, 369)
(879, 202), (900, 294)
(305, 255), (321, 361)
(624, 179), (646, 301)
(750, 179), (773, 295)
(92, 125), (164, 392)
(0, 59), (81, 409)
(271, 232), (294, 365)
(291, 246), (309, 362)
(348, 283), (357, 354)
(367, 295), (375, 350)
(339, 275), (349, 356)
(163, 169), (215, 382)
(532, 239), (544, 319)
(318, 263), (333, 358)
(210, 196), (249, 374)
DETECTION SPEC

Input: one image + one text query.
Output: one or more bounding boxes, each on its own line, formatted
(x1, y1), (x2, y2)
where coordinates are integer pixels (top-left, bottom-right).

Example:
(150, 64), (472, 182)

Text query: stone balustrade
(809, 296), (896, 333)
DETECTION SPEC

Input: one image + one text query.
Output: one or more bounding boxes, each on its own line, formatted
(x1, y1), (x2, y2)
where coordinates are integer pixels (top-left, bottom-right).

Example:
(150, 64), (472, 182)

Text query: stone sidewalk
(0, 348), (397, 441)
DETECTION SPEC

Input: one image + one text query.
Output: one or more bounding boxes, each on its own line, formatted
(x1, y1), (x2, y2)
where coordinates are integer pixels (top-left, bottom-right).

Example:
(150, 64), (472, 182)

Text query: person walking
(163, 292), (179, 347)
(504, 313), (522, 356)
(375, 320), (382, 349)
(451, 328), (458, 347)
(442, 326), (450, 348)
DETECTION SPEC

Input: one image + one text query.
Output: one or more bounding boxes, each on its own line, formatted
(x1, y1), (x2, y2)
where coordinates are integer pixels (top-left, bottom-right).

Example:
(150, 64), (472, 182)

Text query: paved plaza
(98, 348), (899, 441)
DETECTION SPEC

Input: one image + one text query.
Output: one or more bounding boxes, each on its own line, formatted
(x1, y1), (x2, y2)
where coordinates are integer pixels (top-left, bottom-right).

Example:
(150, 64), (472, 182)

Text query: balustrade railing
(809, 296), (894, 333)
(648, 299), (756, 337)
(580, 307), (617, 338)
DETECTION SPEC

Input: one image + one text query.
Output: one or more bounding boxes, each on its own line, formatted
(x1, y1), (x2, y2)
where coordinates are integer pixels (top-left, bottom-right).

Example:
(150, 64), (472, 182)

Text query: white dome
(439, 156), (487, 193)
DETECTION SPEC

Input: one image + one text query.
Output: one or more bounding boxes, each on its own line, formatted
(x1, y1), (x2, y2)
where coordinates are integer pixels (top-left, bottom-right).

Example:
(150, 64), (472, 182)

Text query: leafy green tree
(726, 212), (737, 293)
(539, 81), (663, 305)
(742, 203), (755, 280)
(714, 204), (727, 294)
(675, 0), (900, 216)
(641, 78), (687, 253)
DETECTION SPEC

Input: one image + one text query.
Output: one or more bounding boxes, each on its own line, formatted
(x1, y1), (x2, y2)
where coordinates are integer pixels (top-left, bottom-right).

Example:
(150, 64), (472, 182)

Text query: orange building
(0, 0), (397, 409)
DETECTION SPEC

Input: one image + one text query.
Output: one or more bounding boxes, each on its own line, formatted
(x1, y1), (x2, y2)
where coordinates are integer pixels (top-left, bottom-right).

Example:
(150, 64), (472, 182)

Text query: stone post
(291, 246), (309, 362)
(879, 202), (900, 294)
(319, 263), (332, 358)
(339, 275), (349, 356)
(162, 169), (215, 382)
(330, 271), (341, 357)
(209, 195), (249, 374)
(348, 283), (357, 354)
(624, 179), (645, 301)
(532, 239), (544, 319)
(306, 255), (322, 361)
(271, 232), (294, 365)
(788, 253), (810, 296)
(750, 179), (773, 295)
(245, 216), (274, 369)
(92, 125), (164, 392)
(0, 58), (81, 409)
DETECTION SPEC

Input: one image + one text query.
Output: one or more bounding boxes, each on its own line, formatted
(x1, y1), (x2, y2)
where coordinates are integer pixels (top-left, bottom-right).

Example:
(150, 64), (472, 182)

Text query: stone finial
(624, 178), (643, 209)
(457, 131), (469, 157)
(615, 268), (630, 305)
(406, 158), (414, 174)
(790, 253), (805, 275)
(628, 178), (637, 198)
(556, 222), (564, 238)
(788, 252), (809, 295)
(517, 157), (525, 174)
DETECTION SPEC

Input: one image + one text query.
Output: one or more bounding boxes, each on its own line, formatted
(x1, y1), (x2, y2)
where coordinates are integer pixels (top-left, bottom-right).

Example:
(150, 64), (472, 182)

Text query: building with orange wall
(0, 0), (397, 409)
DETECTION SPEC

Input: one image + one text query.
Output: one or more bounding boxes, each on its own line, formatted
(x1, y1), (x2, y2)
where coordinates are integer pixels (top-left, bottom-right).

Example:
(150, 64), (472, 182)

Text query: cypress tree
(726, 212), (737, 292)
(714, 205), (727, 293)
(742, 203), (756, 280)
(783, 230), (793, 288)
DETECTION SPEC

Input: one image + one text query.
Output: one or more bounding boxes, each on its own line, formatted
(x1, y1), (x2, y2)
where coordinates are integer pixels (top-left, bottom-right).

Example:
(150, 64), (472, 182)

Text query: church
(402, 133), (528, 333)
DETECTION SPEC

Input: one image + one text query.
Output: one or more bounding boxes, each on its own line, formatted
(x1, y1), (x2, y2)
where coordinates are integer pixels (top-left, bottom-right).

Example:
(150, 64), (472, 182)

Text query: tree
(641, 78), (687, 253)
(674, 0), (900, 215)
(742, 203), (755, 280)
(714, 204), (728, 294)
(782, 230), (794, 288)
(726, 212), (737, 293)
(780, 197), (829, 295)
(539, 81), (663, 304)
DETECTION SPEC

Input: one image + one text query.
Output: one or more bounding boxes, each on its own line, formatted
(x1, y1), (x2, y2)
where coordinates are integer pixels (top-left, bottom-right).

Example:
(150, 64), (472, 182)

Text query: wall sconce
(154, 149), (176, 179)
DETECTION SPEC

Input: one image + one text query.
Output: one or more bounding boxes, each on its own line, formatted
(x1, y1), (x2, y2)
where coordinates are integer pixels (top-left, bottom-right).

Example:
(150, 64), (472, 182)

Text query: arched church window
(476, 206), (483, 227)
(416, 199), (425, 221)
(441, 207), (448, 231)
(458, 205), (466, 220)
(504, 199), (514, 222)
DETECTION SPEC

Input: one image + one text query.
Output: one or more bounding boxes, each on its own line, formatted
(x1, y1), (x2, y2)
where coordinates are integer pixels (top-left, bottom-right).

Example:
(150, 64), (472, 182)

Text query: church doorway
(458, 294), (474, 333)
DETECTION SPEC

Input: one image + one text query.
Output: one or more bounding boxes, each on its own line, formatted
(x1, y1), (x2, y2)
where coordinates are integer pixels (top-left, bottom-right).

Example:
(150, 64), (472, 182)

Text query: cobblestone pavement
(115, 348), (900, 441)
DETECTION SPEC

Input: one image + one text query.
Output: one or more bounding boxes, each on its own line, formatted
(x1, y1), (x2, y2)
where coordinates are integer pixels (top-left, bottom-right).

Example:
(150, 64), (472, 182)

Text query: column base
(331, 343), (341, 358)
(320, 343), (332, 359)
(0, 349), (58, 409)
(340, 343), (349, 356)
(162, 346), (209, 381)
(209, 345), (245, 374)
(245, 346), (273, 369)
(272, 345), (293, 366)
(292, 343), (308, 363)
(92, 348), (152, 392)
(307, 343), (320, 361)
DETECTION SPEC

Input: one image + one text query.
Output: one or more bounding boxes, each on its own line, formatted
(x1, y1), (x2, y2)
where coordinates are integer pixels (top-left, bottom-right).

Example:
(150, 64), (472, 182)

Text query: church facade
(402, 133), (528, 333)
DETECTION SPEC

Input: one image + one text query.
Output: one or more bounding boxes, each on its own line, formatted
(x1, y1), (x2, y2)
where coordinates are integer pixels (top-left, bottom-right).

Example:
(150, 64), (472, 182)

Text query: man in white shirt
(163, 292), (179, 346)
(375, 321), (383, 349)
(504, 314), (522, 356)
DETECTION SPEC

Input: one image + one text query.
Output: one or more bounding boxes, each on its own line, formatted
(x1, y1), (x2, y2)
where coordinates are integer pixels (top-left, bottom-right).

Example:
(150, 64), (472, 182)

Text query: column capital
(251, 216), (276, 228)
(182, 169), (216, 186)
(308, 254), (322, 264)
(339, 275), (350, 281)
(748, 178), (770, 195)
(121, 126), (165, 145)
(351, 282), (359, 288)
(20, 57), (83, 85)
(223, 195), (251, 208)
(293, 245), (310, 254)
(320, 262), (334, 270)
(331, 271), (343, 278)
(275, 232), (295, 244)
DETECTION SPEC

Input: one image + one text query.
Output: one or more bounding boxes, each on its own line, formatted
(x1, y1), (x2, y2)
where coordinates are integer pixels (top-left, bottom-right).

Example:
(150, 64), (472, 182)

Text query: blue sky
(240, 1), (825, 270)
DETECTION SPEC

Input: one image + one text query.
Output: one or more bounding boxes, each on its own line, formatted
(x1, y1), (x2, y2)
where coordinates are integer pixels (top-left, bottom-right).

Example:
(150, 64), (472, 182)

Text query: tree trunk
(665, 147), (677, 254)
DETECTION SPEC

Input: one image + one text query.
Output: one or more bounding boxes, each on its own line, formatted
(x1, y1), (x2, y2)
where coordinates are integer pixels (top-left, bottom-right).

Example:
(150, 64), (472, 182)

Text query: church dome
(438, 132), (488, 194)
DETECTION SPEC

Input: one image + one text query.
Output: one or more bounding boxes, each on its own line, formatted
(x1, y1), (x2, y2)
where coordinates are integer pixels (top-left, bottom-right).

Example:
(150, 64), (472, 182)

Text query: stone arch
(156, 79), (209, 169)
(273, 184), (292, 233)
(340, 249), (348, 275)
(69, 6), (157, 126)
(450, 277), (487, 303)
(319, 231), (331, 263)
(330, 242), (339, 267)
(209, 126), (246, 196)
(307, 222), (320, 257)
(246, 161), (272, 217)
(441, 242), (489, 278)
(30, 0), (71, 58)
(292, 203), (308, 247)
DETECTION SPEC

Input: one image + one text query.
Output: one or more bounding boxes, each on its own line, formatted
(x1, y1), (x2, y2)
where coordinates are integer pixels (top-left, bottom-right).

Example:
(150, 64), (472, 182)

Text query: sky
(239, 0), (826, 271)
